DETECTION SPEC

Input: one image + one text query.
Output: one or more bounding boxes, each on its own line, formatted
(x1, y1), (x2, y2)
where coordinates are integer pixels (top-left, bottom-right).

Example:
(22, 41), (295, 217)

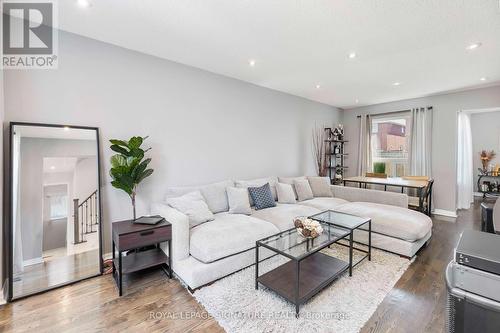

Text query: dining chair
(402, 176), (430, 181)
(365, 172), (387, 178)
(408, 179), (434, 216)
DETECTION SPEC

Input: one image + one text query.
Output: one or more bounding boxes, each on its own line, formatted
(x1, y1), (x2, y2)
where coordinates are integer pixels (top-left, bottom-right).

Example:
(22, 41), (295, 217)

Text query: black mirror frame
(6, 122), (104, 302)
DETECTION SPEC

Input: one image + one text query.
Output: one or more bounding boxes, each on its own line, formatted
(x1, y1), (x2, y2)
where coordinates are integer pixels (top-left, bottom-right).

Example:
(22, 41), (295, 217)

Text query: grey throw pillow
(248, 183), (277, 210)
(166, 191), (214, 228)
(307, 176), (333, 197)
(294, 179), (314, 201)
(227, 187), (252, 215)
(276, 182), (297, 204)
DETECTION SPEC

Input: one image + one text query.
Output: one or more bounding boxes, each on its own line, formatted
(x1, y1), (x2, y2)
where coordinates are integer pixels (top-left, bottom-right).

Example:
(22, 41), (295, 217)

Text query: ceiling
(43, 157), (77, 173)
(52, 1), (500, 107)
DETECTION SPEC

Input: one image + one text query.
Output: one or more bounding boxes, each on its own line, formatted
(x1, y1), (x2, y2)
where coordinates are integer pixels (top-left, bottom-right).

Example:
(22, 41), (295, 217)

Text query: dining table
(342, 176), (431, 214)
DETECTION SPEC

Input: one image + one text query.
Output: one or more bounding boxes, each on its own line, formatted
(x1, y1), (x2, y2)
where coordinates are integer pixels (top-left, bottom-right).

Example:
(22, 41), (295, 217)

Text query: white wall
(73, 156), (98, 204)
(0, 63), (4, 287)
(471, 111), (500, 187)
(3, 31), (341, 253)
(343, 85), (500, 214)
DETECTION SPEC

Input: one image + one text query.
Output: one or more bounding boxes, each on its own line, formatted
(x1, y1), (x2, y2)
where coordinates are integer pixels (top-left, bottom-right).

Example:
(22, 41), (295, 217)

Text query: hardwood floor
(13, 249), (100, 299)
(361, 198), (485, 333)
(0, 199), (487, 332)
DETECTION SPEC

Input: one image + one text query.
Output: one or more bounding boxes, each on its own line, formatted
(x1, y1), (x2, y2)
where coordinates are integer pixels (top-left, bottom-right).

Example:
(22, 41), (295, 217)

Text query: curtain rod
(356, 106), (432, 118)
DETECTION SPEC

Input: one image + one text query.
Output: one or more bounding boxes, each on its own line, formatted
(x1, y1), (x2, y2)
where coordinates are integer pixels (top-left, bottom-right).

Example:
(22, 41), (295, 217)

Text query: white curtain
(409, 107), (433, 176)
(457, 112), (474, 209)
(12, 131), (24, 274)
(357, 114), (372, 175)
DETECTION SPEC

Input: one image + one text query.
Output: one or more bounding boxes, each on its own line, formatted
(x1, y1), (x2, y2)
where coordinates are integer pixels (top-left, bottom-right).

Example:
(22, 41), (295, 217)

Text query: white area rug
(193, 245), (412, 333)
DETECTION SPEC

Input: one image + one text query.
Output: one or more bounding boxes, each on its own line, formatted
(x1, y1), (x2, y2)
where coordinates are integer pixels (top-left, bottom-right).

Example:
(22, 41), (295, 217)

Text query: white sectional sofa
(151, 176), (432, 291)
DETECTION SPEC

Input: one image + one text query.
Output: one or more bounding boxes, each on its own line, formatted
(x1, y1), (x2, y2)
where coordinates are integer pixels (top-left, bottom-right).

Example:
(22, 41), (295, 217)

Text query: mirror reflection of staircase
(73, 190), (99, 244)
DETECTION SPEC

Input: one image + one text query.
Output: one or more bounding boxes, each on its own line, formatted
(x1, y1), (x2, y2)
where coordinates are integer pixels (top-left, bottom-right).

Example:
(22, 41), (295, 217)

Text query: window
(49, 195), (68, 220)
(370, 114), (411, 177)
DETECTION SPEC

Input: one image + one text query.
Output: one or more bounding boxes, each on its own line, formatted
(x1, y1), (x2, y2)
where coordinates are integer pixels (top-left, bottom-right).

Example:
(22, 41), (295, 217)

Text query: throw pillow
(278, 176), (307, 200)
(294, 179), (314, 201)
(227, 187), (252, 215)
(166, 191), (214, 228)
(276, 182), (297, 204)
(307, 176), (333, 197)
(248, 183), (277, 210)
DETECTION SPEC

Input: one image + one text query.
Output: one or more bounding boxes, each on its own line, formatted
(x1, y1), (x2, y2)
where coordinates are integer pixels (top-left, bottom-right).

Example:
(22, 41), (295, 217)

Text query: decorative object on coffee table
(112, 218), (172, 296)
(294, 216), (324, 238)
(109, 136), (154, 220)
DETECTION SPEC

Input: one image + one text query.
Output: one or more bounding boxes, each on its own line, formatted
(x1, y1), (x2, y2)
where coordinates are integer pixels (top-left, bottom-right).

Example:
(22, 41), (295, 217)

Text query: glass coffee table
(255, 211), (371, 316)
(309, 210), (372, 276)
(255, 221), (351, 315)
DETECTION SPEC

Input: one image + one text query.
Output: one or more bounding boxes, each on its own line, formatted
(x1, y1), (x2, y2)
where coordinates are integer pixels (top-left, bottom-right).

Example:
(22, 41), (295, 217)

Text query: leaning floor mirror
(8, 122), (103, 301)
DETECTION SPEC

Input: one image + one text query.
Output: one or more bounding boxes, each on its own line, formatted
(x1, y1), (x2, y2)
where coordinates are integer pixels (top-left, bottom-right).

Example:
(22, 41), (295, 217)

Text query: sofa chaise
(151, 176), (432, 290)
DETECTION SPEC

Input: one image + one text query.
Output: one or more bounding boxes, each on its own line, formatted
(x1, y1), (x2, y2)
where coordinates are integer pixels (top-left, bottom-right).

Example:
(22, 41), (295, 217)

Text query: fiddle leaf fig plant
(109, 136), (153, 220)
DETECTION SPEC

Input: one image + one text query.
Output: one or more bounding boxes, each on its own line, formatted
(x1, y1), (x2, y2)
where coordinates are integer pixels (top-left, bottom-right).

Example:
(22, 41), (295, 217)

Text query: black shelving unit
(324, 128), (348, 185)
(477, 171), (500, 198)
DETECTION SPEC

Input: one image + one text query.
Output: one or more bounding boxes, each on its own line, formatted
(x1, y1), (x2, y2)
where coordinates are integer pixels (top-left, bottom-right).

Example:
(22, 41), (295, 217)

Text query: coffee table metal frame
(255, 210), (372, 316)
(309, 210), (372, 276)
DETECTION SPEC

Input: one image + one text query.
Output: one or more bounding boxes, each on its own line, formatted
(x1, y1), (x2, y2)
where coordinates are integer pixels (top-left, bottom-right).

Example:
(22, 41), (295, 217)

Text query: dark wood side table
(112, 219), (172, 296)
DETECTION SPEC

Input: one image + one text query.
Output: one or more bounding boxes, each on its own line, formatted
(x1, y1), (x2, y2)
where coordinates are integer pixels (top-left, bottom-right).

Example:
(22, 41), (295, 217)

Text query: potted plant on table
(109, 136), (154, 220)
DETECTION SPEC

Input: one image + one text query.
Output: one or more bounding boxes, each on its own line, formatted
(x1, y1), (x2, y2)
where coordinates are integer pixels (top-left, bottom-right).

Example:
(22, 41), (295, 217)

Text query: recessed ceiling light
(63, 126), (70, 131)
(466, 42), (482, 50)
(393, 82), (401, 86)
(480, 77), (487, 81)
(50, 166), (55, 170)
(77, 0), (91, 8)
(315, 84), (321, 89)
(348, 52), (357, 59)
(248, 59), (256, 67)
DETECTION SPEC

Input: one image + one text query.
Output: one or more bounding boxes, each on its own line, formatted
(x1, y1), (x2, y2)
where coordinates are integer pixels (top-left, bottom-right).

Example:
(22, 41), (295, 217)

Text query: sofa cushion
(251, 203), (321, 231)
(235, 177), (278, 204)
(165, 180), (234, 214)
(189, 213), (279, 263)
(166, 191), (214, 228)
(299, 197), (349, 211)
(276, 183), (297, 204)
(248, 183), (277, 210)
(278, 176), (306, 199)
(335, 202), (432, 242)
(294, 179), (314, 201)
(227, 187), (252, 215)
(307, 176), (333, 197)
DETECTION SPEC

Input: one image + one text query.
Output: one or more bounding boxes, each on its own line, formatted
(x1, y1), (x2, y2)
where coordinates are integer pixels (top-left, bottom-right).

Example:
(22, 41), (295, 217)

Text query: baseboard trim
(432, 209), (458, 218)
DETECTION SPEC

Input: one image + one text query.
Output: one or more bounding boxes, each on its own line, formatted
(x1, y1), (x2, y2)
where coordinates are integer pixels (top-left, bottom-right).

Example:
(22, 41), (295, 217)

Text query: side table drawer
(118, 226), (171, 250)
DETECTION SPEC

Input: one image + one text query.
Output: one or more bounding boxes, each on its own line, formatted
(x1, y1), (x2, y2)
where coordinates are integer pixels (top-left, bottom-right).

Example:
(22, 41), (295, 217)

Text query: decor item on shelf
(480, 150), (496, 172)
(324, 127), (348, 185)
(312, 124), (328, 177)
(109, 136), (154, 220)
(294, 216), (323, 238)
(373, 162), (386, 174)
(336, 124), (344, 141)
